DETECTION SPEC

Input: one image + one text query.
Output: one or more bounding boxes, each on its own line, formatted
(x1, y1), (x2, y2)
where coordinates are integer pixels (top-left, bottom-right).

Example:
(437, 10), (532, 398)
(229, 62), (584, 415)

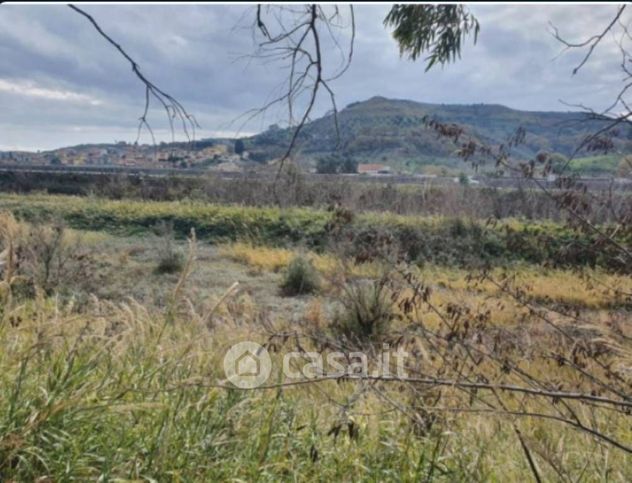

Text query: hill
(245, 96), (632, 174)
(0, 138), (238, 170)
(3, 97), (631, 176)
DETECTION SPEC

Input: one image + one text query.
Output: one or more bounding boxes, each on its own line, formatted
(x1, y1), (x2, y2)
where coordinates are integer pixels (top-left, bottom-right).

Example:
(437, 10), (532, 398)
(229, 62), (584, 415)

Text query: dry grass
(219, 242), (382, 278)
(0, 283), (630, 481)
(219, 242), (298, 272)
(220, 242), (631, 311)
(0, 215), (631, 480)
(425, 264), (632, 309)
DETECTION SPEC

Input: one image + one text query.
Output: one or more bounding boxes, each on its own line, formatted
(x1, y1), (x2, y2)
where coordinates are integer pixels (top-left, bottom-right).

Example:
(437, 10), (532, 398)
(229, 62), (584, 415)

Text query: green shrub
(280, 255), (320, 296)
(9, 275), (36, 300)
(155, 251), (184, 274)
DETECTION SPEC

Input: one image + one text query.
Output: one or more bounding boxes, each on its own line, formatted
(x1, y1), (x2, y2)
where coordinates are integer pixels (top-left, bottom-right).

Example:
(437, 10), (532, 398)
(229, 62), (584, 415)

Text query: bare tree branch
(241, 4), (356, 200)
(68, 4), (199, 146)
(549, 5), (627, 75)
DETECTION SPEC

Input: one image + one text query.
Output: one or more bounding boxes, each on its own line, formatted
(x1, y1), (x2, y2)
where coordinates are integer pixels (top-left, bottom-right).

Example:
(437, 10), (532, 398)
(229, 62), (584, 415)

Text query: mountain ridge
(2, 96), (630, 175)
(244, 96), (632, 174)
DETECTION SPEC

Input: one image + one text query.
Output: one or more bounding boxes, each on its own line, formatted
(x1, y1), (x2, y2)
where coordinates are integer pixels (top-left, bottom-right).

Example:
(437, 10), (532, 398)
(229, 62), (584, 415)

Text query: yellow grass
(219, 242), (382, 278)
(2, 216), (631, 480)
(220, 242), (631, 310)
(421, 264), (632, 309)
(219, 242), (297, 272)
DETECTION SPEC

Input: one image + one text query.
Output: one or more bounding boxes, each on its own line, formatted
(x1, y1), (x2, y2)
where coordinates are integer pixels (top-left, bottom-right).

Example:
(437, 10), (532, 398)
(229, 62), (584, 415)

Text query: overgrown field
(0, 193), (630, 269)
(0, 197), (630, 480)
(2, 170), (630, 222)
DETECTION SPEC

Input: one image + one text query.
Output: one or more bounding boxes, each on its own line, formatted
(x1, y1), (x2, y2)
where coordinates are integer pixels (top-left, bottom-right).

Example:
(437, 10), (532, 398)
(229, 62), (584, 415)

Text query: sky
(0, 2), (628, 151)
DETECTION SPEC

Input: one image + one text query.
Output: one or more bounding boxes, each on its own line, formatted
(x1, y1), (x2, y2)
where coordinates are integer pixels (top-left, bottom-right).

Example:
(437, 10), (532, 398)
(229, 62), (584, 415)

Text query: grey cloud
(0, 3), (628, 150)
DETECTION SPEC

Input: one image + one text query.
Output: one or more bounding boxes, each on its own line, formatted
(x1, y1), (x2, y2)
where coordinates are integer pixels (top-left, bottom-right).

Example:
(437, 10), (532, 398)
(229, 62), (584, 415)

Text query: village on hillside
(0, 140), (253, 172)
(0, 139), (405, 178)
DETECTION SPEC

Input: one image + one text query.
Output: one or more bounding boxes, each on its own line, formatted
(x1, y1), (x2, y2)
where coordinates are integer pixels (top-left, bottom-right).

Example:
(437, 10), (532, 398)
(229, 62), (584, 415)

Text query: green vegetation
(384, 5), (480, 69)
(330, 278), (396, 344)
(315, 153), (358, 174)
(0, 193), (627, 270)
(244, 97), (632, 171)
(0, 205), (630, 481)
(0, 293), (448, 480)
(280, 255), (320, 296)
(568, 154), (624, 175)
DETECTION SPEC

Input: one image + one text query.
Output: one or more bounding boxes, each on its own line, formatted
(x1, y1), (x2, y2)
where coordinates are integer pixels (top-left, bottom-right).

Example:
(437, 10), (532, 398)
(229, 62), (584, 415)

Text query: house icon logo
(223, 341), (272, 388)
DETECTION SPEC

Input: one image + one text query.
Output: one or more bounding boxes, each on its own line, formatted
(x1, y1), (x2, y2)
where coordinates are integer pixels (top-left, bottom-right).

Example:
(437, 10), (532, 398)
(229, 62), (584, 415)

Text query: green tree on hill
(315, 155), (339, 174)
(548, 152), (568, 174)
(340, 155), (358, 174)
(315, 153), (357, 174)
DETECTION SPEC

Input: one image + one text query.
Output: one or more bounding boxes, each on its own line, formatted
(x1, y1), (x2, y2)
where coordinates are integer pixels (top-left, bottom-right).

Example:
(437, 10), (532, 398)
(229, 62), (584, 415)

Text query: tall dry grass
(0, 214), (630, 480)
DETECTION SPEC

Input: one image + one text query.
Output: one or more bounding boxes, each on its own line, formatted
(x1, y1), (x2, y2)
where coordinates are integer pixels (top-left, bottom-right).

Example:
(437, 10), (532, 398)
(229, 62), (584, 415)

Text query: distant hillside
(245, 96), (632, 174)
(0, 138), (238, 170)
(3, 96), (631, 176)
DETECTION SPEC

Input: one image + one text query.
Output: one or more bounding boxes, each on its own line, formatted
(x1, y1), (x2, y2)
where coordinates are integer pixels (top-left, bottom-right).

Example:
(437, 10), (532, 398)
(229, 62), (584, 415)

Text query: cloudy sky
(0, 3), (627, 151)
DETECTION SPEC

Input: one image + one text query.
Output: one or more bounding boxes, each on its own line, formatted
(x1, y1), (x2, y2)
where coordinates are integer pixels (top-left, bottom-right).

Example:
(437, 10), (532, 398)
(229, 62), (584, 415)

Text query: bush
(331, 278), (395, 345)
(155, 251), (184, 274)
(9, 275), (37, 301)
(315, 155), (340, 174)
(315, 153), (357, 174)
(153, 221), (184, 274)
(0, 213), (101, 298)
(280, 255), (320, 296)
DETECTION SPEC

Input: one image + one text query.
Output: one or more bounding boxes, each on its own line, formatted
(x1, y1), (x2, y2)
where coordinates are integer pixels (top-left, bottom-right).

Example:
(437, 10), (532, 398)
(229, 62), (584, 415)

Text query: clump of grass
(280, 255), (320, 296)
(331, 278), (396, 344)
(155, 251), (185, 274)
(153, 221), (184, 274)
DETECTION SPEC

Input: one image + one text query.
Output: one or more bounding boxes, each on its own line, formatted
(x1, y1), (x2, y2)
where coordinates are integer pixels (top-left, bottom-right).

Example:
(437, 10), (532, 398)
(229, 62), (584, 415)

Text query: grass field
(568, 155), (624, 175)
(0, 192), (629, 269)
(0, 197), (630, 481)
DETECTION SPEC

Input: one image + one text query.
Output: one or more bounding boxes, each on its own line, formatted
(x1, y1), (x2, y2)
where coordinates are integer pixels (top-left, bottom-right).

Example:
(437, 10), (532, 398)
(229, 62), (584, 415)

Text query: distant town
(0, 139), (402, 178)
(0, 139), (255, 172)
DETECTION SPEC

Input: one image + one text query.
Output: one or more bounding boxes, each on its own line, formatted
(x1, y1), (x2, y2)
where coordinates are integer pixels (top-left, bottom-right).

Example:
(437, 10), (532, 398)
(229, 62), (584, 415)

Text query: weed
(153, 221), (184, 274)
(330, 277), (396, 344)
(0, 212), (99, 298)
(280, 255), (320, 296)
